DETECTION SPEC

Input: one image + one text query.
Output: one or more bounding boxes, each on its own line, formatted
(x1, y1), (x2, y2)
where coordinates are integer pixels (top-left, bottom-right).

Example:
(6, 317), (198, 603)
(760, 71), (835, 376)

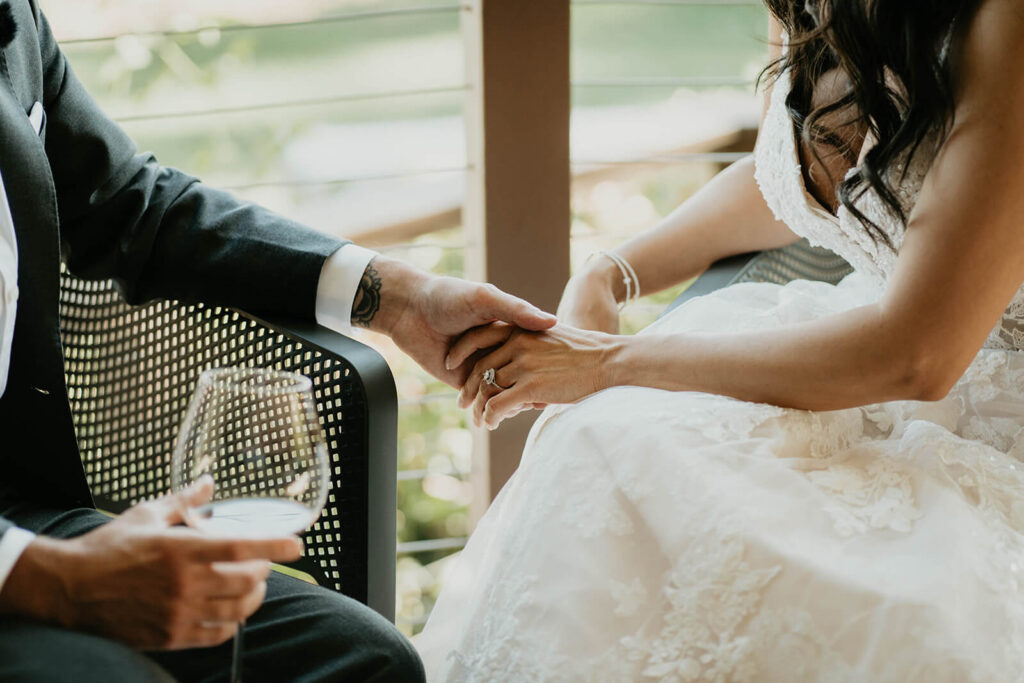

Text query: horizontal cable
(113, 84), (468, 123)
(398, 468), (470, 481)
(398, 537), (467, 554)
(61, 4), (470, 46)
(573, 76), (752, 88)
(573, 151), (749, 165)
(223, 166), (472, 192)
(228, 153), (746, 192)
(573, 0), (762, 6)
(378, 241), (470, 253)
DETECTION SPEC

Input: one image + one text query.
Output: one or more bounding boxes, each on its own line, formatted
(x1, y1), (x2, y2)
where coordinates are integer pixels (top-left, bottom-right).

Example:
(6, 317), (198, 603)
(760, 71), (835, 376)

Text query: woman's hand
(451, 324), (622, 429)
(556, 258), (623, 334)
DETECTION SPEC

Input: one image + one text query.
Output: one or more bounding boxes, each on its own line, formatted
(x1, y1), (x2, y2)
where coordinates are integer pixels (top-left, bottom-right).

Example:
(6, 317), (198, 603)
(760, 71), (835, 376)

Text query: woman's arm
(461, 0), (1024, 427)
(562, 18), (791, 332)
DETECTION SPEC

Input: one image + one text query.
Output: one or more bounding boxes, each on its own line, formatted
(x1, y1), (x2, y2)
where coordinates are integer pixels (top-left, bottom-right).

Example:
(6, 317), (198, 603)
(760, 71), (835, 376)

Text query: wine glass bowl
(171, 366), (330, 683)
(172, 367), (330, 539)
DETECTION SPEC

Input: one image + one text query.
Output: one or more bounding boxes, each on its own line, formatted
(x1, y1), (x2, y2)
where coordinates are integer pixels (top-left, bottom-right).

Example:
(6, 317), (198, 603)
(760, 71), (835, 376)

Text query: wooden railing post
(462, 0), (571, 515)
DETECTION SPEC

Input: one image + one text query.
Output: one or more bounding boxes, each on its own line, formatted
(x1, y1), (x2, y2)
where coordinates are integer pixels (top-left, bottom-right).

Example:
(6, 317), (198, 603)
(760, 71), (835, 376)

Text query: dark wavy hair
(762, 0), (981, 247)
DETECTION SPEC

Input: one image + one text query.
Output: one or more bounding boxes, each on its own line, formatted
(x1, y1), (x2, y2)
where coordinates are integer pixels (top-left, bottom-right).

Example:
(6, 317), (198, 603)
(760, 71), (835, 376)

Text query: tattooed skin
(352, 258), (383, 327)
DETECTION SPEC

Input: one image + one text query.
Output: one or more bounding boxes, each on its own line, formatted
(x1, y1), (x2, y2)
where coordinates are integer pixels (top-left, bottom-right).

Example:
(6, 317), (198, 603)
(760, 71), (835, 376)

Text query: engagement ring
(483, 368), (508, 391)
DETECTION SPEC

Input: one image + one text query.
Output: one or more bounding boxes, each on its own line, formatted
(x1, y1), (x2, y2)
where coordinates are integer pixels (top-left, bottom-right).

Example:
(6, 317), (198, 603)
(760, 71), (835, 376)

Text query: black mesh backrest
(732, 239), (853, 286)
(58, 272), (370, 600)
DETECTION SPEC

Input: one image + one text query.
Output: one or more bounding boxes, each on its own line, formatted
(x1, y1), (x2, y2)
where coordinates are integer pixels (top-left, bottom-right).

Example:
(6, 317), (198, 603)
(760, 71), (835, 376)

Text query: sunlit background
(45, 0), (768, 634)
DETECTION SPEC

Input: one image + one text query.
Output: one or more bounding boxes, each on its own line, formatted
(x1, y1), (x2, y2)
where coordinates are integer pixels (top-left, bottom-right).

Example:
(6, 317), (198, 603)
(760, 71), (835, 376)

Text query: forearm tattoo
(352, 258), (383, 327)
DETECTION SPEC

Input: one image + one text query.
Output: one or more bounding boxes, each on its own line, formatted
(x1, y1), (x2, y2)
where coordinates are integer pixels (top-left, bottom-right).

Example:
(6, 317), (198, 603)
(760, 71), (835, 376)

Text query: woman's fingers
(459, 345), (517, 409)
(446, 322), (515, 372)
(472, 365), (514, 427)
(482, 383), (534, 430)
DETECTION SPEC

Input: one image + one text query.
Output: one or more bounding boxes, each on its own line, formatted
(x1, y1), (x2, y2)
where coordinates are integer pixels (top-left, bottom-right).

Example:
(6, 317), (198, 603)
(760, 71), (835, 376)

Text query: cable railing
(60, 4), (470, 46)
(223, 166), (472, 193)
(573, 0), (761, 6)
(573, 76), (752, 88)
(113, 84), (469, 124)
(398, 537), (469, 554)
(573, 152), (749, 166)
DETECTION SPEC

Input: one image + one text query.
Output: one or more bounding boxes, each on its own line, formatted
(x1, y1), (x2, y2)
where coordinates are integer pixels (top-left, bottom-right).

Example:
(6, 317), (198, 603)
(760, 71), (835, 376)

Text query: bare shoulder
(957, 0), (1024, 107)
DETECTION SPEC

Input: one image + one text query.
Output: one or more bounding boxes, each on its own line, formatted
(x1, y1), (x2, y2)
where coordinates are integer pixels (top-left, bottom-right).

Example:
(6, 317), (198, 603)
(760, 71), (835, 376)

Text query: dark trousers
(0, 507), (425, 683)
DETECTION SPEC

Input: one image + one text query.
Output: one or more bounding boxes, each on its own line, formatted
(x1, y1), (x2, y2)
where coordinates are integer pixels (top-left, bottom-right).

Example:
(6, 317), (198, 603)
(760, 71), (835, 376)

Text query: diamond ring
(483, 368), (508, 391)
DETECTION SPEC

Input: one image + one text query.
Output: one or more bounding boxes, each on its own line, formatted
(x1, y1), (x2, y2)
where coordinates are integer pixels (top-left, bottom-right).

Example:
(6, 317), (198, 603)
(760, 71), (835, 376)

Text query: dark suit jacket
(0, 0), (348, 539)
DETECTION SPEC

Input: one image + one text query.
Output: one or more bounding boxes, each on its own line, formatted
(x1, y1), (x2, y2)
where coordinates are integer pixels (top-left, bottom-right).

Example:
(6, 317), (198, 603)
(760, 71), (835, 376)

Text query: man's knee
(250, 573), (425, 682)
(305, 592), (425, 683)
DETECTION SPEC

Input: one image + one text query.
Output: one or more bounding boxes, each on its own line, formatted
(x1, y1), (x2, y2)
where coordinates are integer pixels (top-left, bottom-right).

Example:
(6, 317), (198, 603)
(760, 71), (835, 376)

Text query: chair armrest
(246, 315), (398, 621)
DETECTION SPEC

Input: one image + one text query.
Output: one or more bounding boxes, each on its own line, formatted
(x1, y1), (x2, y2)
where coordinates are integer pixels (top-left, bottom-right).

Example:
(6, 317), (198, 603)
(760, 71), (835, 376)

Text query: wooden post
(462, 0), (571, 515)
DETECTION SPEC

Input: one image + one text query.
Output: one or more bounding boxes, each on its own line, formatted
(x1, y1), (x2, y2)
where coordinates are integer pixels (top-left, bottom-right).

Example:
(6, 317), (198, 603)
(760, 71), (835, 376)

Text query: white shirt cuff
(315, 244), (378, 337)
(0, 527), (36, 594)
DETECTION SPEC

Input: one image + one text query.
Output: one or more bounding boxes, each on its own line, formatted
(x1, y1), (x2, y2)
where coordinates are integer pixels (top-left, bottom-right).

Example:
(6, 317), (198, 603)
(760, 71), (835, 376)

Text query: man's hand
(352, 256), (557, 387)
(0, 479), (301, 651)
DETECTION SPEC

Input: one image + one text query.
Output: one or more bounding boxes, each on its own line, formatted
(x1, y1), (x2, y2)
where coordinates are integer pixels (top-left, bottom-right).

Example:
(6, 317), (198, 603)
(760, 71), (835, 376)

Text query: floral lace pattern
(619, 536), (783, 682)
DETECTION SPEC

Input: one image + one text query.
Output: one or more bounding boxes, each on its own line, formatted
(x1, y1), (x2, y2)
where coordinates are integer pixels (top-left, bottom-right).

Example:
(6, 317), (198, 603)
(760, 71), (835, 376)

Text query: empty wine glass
(171, 367), (330, 683)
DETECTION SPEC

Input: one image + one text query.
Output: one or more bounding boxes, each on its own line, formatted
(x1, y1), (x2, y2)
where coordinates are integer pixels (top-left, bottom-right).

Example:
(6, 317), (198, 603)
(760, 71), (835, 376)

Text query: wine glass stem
(230, 619), (245, 683)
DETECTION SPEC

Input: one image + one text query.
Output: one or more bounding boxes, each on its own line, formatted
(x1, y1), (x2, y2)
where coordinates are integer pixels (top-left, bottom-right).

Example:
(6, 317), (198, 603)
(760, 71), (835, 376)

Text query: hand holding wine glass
(172, 367), (330, 683)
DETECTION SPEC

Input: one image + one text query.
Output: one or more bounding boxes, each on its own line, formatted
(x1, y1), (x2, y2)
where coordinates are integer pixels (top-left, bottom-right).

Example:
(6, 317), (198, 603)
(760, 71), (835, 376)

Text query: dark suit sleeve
(0, 517), (13, 541)
(32, 5), (348, 319)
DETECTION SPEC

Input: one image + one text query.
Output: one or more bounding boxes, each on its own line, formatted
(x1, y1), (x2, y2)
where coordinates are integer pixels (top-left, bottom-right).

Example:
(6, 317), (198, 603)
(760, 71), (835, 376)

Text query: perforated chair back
(663, 238), (854, 317)
(730, 239), (853, 286)
(58, 271), (398, 620)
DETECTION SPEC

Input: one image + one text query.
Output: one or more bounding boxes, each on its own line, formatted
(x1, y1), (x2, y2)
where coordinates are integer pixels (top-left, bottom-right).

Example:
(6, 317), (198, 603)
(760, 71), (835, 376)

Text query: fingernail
(445, 357), (452, 371)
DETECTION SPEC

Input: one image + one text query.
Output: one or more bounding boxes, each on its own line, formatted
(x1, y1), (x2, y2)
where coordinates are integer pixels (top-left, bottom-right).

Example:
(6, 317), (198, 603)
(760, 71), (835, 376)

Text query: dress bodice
(754, 68), (1024, 352)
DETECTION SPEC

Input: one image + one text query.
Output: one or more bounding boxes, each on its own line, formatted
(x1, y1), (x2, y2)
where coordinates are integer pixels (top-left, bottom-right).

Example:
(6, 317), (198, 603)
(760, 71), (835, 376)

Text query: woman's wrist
(580, 256), (628, 304)
(599, 333), (635, 390)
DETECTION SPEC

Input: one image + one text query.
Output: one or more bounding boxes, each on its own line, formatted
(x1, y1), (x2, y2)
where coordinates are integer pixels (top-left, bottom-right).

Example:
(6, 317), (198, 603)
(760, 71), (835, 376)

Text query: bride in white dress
(416, 1), (1024, 680)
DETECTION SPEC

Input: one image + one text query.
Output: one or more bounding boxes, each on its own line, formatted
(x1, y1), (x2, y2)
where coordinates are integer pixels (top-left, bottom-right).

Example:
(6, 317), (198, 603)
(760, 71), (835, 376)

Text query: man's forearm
(349, 256), (427, 336)
(0, 536), (69, 624)
(351, 258), (383, 328)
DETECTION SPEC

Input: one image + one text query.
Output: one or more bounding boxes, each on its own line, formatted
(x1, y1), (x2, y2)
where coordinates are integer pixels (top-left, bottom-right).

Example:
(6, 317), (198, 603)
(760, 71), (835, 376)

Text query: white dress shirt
(0, 152), (378, 592)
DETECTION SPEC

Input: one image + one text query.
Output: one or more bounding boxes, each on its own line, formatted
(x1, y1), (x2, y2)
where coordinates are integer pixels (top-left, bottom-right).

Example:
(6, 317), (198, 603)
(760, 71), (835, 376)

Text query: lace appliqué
(806, 458), (922, 535)
(608, 535), (861, 683)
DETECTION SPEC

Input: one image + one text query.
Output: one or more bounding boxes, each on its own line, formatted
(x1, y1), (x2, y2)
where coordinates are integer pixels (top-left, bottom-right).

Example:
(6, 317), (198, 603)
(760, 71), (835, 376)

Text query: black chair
(664, 238), (854, 314)
(58, 271), (399, 622)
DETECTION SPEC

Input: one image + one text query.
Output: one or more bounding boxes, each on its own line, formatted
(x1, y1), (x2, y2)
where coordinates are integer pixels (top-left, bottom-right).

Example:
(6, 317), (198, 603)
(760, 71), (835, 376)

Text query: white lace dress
(414, 68), (1024, 682)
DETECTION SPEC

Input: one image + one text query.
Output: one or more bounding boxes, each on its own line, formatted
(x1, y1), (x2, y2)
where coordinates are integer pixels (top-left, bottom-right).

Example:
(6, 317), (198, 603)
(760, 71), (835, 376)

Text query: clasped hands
(447, 321), (619, 430)
(384, 258), (625, 430)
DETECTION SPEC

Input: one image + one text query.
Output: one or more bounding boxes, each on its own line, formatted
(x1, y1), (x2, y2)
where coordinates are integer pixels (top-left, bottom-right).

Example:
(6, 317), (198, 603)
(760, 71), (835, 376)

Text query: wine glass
(171, 367), (330, 683)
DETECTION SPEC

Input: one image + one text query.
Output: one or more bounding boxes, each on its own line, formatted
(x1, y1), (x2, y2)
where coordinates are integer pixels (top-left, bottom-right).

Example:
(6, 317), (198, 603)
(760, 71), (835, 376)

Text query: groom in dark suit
(0, 1), (556, 680)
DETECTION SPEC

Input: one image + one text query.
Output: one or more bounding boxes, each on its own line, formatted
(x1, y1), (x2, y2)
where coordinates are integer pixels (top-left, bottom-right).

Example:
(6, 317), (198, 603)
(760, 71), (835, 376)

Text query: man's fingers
(186, 536), (302, 564)
(481, 288), (556, 332)
(150, 476), (215, 526)
(194, 560), (272, 599)
(445, 322), (514, 371)
(202, 580), (268, 623)
(166, 621), (239, 651)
